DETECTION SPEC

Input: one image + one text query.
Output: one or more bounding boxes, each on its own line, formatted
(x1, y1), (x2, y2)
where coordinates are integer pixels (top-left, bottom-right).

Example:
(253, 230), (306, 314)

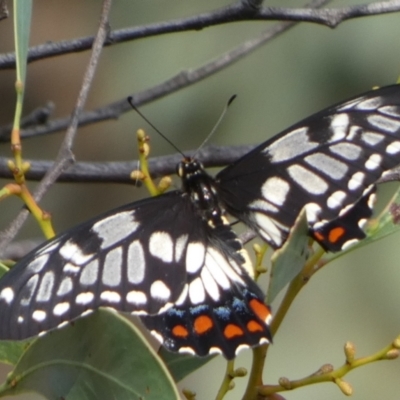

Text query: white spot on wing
(305, 202), (322, 223)
(100, 290), (121, 303)
(253, 212), (283, 247)
(189, 277), (206, 305)
(266, 127), (318, 163)
(329, 142), (362, 161)
(175, 234), (188, 262)
(348, 171), (365, 191)
(127, 240), (145, 284)
(126, 290), (147, 305)
(149, 231), (173, 263)
(21, 275), (39, 306)
(327, 191), (346, 209)
(186, 242), (205, 274)
(53, 302), (70, 316)
(76, 292), (94, 305)
(249, 199), (279, 214)
(57, 277), (73, 296)
(304, 153), (348, 180)
(261, 177), (290, 206)
(356, 96), (382, 110)
(27, 254), (49, 273)
(367, 114), (400, 133)
(36, 271), (55, 302)
(0, 287), (14, 304)
(386, 141), (400, 154)
(32, 310), (46, 322)
(79, 259), (99, 286)
(59, 240), (94, 265)
(365, 154), (382, 170)
(92, 211), (139, 249)
(329, 113), (349, 140)
(287, 164), (328, 194)
(150, 280), (171, 301)
(361, 131), (384, 146)
(201, 268), (219, 301)
(379, 105), (400, 118)
(174, 284), (188, 306)
(63, 263), (80, 274)
(102, 247), (122, 287)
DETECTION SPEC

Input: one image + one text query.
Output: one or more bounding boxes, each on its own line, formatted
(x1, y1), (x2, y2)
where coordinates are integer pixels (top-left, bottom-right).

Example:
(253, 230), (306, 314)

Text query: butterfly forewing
(0, 192), (205, 339)
(217, 84), (400, 251)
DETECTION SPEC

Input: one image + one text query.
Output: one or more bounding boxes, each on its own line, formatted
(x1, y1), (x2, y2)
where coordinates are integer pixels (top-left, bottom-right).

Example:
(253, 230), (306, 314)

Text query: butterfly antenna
(194, 94), (237, 159)
(128, 97), (186, 158)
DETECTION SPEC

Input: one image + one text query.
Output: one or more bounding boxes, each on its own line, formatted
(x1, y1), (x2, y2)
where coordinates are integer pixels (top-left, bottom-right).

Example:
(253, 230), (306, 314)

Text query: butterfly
(0, 84), (400, 359)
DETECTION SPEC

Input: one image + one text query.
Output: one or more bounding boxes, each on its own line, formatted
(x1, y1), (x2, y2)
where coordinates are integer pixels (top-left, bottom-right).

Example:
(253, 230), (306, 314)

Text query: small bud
(137, 129), (146, 140)
(278, 377), (292, 389)
(21, 161), (31, 173)
(158, 176), (172, 193)
(228, 381), (235, 390)
(182, 389), (196, 400)
(233, 367), (247, 377)
(253, 243), (262, 254)
(393, 335), (400, 349)
(344, 341), (356, 364)
(335, 378), (353, 396)
(130, 170), (145, 181)
(385, 349), (399, 360)
(7, 159), (15, 170)
(141, 142), (150, 157)
(319, 364), (334, 374)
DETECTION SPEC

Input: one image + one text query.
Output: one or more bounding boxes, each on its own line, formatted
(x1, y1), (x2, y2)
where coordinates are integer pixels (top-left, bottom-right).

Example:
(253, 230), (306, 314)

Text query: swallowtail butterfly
(0, 84), (400, 359)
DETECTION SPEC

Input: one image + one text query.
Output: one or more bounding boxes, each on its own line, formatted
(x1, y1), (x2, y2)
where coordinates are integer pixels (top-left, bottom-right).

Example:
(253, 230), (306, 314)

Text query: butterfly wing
(217, 84), (400, 251)
(0, 191), (271, 358)
(0, 192), (195, 339)
(141, 224), (272, 359)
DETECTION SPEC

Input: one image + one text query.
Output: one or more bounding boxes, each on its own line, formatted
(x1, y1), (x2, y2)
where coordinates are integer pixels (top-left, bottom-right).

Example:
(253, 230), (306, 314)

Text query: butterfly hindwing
(217, 84), (400, 251)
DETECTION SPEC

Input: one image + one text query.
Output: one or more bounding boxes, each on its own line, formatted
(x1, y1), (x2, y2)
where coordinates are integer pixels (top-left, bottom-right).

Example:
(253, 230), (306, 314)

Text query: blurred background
(0, 0), (399, 399)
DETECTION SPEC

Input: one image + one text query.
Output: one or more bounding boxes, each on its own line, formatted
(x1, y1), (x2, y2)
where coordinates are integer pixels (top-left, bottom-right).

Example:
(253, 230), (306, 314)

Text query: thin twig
(0, 146), (399, 185)
(0, 0), (331, 141)
(0, 1), (399, 70)
(0, 0), (113, 255)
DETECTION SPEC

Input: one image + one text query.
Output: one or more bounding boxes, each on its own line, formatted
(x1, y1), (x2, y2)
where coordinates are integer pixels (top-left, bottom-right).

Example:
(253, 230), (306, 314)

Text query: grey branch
(0, 1), (399, 70)
(0, 0), (331, 142)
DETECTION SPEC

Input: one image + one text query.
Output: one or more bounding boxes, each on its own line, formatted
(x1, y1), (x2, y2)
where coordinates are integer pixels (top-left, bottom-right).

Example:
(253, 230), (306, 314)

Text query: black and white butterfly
(0, 84), (400, 359)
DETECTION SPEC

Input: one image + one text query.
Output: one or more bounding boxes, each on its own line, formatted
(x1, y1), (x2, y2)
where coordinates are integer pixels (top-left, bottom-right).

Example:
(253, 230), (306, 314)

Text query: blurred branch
(0, 144), (255, 183)
(0, 0), (8, 22)
(0, 145), (399, 184)
(0, 0), (331, 142)
(0, 0), (113, 254)
(0, 0), (399, 70)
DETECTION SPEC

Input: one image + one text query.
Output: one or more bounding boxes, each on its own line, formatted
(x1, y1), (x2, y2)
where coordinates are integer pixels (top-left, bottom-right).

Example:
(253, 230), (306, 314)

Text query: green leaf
(160, 348), (214, 382)
(0, 310), (180, 400)
(267, 209), (310, 303)
(13, 0), (32, 86)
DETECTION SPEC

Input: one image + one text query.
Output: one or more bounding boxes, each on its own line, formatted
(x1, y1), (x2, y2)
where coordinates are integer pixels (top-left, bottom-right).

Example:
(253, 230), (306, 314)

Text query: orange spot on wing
(328, 227), (345, 243)
(172, 325), (189, 338)
(224, 324), (244, 339)
(313, 231), (325, 241)
(194, 315), (213, 334)
(249, 299), (271, 322)
(247, 320), (264, 333)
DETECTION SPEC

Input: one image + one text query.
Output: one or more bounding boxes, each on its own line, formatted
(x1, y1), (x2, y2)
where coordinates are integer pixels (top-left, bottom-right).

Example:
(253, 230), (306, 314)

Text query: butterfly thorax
(178, 158), (225, 228)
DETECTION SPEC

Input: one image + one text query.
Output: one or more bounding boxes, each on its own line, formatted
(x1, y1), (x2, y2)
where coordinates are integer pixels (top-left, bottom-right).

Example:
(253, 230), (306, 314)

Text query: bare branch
(0, 0), (398, 70)
(0, 144), (255, 183)
(0, 0), (331, 142)
(0, 0), (113, 255)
